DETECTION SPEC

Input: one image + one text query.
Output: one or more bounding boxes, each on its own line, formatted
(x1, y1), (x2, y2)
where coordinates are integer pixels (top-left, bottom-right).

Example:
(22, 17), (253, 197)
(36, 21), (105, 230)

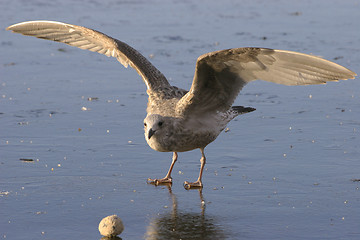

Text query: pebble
(98, 215), (124, 237)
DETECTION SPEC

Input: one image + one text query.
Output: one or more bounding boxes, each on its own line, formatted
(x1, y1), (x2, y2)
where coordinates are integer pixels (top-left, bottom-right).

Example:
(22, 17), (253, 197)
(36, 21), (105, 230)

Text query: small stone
(98, 215), (124, 237)
(87, 97), (99, 101)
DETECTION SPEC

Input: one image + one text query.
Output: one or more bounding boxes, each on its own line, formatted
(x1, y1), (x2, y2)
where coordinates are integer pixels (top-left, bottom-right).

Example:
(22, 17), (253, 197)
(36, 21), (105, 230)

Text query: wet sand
(1, 0), (360, 239)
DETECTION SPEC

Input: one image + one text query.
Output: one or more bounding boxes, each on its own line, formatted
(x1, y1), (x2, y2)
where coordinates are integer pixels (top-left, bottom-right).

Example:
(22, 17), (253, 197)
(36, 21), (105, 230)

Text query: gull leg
(147, 152), (178, 186)
(184, 148), (206, 189)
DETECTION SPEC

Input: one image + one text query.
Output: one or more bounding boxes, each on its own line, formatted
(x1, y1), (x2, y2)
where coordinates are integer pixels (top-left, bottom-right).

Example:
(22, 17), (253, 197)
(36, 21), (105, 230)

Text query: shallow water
(1, 0), (360, 239)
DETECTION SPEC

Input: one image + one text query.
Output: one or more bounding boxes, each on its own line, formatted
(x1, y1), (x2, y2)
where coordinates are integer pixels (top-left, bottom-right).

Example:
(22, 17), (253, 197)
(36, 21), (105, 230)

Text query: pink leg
(147, 152), (178, 186)
(184, 148), (206, 189)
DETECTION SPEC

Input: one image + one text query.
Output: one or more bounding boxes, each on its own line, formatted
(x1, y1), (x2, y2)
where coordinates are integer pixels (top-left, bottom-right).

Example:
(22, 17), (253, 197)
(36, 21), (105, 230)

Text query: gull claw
(183, 180), (203, 190)
(147, 177), (172, 186)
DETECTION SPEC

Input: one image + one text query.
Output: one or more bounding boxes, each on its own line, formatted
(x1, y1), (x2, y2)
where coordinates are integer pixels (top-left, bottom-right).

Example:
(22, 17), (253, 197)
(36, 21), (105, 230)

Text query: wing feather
(176, 48), (356, 117)
(7, 20), (170, 92)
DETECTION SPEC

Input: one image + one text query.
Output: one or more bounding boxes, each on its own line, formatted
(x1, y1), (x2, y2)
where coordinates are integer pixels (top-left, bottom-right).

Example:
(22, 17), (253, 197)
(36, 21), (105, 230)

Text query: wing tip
(6, 23), (18, 31)
(350, 72), (357, 79)
(338, 70), (357, 81)
(341, 66), (357, 80)
(6, 20), (69, 32)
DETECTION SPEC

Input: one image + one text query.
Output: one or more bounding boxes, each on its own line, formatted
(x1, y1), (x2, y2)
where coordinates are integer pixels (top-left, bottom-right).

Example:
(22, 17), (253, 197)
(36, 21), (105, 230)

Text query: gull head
(144, 114), (175, 152)
(144, 114), (168, 140)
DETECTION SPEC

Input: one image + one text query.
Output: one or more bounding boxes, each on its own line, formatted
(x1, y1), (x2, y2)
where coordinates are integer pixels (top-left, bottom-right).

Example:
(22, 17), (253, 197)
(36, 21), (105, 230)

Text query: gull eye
(158, 121), (163, 127)
(144, 122), (147, 127)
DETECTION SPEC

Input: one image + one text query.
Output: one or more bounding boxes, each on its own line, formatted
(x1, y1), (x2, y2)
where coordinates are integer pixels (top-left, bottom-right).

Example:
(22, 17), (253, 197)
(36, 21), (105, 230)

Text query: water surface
(1, 0), (360, 239)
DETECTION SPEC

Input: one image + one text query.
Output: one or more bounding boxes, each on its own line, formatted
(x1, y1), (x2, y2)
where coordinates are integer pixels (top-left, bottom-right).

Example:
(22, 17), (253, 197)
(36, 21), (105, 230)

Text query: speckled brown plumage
(7, 20), (356, 189)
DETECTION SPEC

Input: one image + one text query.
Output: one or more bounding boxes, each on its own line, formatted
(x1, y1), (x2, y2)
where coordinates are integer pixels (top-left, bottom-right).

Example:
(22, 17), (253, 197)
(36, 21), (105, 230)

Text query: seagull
(7, 21), (356, 189)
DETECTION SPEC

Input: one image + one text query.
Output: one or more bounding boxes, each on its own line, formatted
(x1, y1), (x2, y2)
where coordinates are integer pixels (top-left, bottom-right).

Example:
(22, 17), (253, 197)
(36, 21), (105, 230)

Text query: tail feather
(231, 106), (256, 115)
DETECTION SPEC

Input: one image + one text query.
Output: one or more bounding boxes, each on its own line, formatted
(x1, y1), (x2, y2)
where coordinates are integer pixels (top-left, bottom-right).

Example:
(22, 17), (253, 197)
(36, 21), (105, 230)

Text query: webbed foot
(147, 177), (172, 186)
(184, 180), (203, 190)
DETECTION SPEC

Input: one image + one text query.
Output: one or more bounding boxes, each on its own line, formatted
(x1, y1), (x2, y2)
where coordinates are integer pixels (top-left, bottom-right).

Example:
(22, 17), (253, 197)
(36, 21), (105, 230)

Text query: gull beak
(148, 128), (155, 139)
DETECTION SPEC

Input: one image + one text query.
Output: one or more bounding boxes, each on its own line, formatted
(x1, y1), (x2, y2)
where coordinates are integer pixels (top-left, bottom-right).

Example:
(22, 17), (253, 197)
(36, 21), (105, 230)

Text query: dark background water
(1, 0), (359, 239)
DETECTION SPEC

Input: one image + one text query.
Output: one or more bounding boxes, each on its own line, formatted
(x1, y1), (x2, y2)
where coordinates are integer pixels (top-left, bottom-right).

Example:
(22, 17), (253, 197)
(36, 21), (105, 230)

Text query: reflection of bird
(145, 186), (226, 240)
(7, 21), (356, 189)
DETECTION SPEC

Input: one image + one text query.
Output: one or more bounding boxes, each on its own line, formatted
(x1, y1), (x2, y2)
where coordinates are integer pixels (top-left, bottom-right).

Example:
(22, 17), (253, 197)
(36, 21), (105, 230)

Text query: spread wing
(176, 47), (356, 116)
(6, 20), (170, 91)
